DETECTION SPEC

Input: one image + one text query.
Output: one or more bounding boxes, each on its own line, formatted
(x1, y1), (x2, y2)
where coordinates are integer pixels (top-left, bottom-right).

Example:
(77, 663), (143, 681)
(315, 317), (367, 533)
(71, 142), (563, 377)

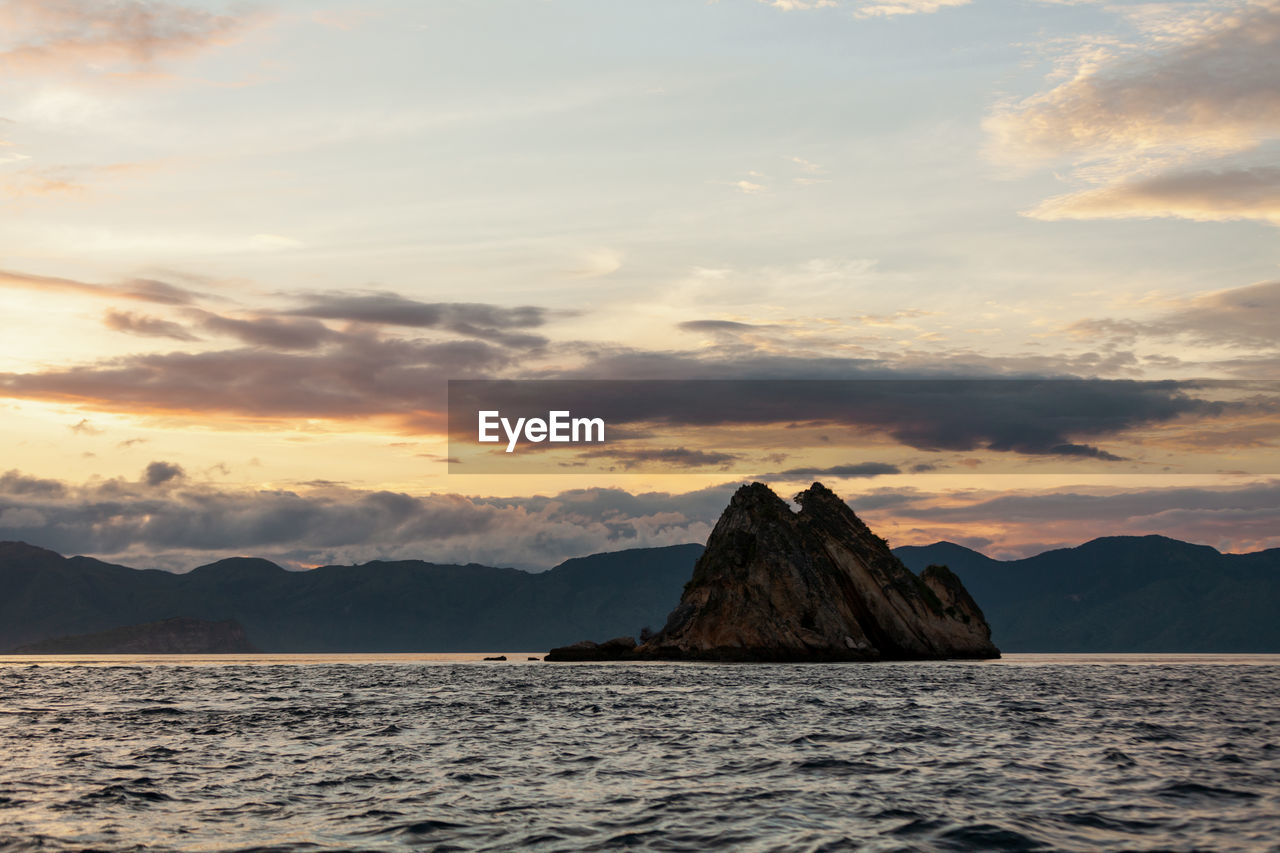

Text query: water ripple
(0, 658), (1277, 851)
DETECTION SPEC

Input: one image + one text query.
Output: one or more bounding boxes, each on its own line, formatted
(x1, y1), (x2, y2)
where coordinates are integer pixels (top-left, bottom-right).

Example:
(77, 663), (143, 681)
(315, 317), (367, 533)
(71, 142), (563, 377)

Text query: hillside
(0, 542), (702, 652)
(4, 534), (1279, 653)
(895, 536), (1280, 652)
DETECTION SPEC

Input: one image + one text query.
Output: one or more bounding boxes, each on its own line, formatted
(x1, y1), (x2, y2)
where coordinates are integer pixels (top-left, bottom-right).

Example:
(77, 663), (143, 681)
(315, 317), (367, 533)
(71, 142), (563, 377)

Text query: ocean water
(0, 655), (1277, 852)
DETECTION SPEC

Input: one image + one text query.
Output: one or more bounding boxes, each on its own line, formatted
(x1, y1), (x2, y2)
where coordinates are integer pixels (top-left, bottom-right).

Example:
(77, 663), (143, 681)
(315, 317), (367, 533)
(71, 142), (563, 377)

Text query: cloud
(144, 460), (184, 487)
(0, 469), (66, 498)
(0, 506), (46, 527)
(854, 0), (971, 17)
(1070, 280), (1280, 350)
(759, 461), (901, 479)
(881, 480), (1280, 556)
(286, 292), (551, 348)
(677, 320), (772, 333)
(1029, 165), (1280, 226)
(989, 1), (1280, 166)
(0, 260), (1268, 461)
(485, 376), (1221, 459)
(0, 0), (258, 76)
(0, 334), (511, 427)
(0, 268), (200, 304)
(579, 447), (741, 469)
(988, 0), (1280, 225)
(758, 0), (969, 13)
(3, 469), (1278, 570)
(787, 156), (825, 173)
(105, 309), (199, 341)
(194, 310), (336, 351)
(0, 474), (727, 571)
(760, 0), (838, 10)
(569, 248), (623, 279)
(68, 417), (103, 435)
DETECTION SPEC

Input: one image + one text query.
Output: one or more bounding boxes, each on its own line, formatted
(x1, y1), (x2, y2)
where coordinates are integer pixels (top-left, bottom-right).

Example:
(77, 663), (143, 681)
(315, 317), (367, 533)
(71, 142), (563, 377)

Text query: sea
(0, 654), (1277, 852)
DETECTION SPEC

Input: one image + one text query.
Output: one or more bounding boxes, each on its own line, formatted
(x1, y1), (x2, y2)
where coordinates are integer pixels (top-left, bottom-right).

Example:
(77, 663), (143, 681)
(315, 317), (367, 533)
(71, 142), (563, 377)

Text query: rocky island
(547, 482), (999, 662)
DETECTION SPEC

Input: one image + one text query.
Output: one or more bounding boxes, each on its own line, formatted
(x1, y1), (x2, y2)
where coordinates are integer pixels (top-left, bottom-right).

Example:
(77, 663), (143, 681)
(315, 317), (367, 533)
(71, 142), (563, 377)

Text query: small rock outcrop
(546, 482), (999, 662)
(546, 636), (638, 661)
(13, 617), (259, 654)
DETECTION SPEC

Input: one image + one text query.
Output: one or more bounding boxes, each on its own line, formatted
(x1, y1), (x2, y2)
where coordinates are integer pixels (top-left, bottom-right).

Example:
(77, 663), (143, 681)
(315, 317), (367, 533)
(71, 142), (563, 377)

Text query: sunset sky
(1, 0), (1278, 571)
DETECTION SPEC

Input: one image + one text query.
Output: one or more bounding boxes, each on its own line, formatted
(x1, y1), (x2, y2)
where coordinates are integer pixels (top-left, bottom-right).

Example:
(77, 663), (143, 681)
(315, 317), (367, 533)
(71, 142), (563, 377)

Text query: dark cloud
(120, 277), (199, 305)
(105, 309), (199, 341)
(286, 293), (550, 348)
(1046, 444), (1124, 461)
(452, 378), (1229, 460)
(759, 462), (901, 480)
(0, 335), (511, 424)
(144, 461), (185, 487)
(0, 470), (66, 498)
(194, 311), (336, 350)
(579, 447), (740, 469)
(678, 320), (769, 333)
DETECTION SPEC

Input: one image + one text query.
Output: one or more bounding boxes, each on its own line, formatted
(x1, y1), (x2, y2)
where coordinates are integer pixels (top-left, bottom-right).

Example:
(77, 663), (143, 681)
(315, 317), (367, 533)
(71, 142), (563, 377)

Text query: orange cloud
(989, 0), (1280, 226)
(0, 0), (260, 76)
(0, 267), (200, 303)
(1029, 166), (1280, 226)
(988, 1), (1280, 166)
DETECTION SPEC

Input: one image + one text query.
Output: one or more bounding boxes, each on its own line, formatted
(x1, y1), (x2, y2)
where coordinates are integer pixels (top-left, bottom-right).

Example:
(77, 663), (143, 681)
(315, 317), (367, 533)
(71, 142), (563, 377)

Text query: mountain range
(894, 536), (1280, 652)
(3, 534), (1278, 653)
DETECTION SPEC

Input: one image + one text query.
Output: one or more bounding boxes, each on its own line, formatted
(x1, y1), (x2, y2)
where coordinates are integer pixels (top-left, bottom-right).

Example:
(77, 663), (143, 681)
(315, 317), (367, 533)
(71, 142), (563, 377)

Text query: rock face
(13, 617), (259, 654)
(547, 482), (998, 662)
(641, 482), (998, 661)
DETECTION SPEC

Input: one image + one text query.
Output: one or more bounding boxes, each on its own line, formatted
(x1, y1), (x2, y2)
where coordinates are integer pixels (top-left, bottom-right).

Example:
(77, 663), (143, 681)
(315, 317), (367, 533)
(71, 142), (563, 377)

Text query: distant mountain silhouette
(895, 536), (1280, 652)
(4, 534), (1278, 652)
(0, 542), (702, 652)
(14, 617), (258, 654)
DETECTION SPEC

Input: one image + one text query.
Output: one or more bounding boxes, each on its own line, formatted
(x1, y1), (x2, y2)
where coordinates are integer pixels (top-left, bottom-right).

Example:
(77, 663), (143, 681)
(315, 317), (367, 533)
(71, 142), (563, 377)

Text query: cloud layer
(990, 0), (1280, 226)
(3, 467), (1277, 570)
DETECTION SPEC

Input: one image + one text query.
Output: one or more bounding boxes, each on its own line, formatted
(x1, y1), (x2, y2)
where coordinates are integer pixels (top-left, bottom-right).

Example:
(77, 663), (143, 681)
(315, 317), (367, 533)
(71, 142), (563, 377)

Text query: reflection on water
(1, 655), (1277, 851)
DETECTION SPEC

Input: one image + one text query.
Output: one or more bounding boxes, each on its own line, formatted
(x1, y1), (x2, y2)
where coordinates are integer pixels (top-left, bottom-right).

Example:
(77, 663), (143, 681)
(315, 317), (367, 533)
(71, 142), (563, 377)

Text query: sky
(0, 0), (1277, 571)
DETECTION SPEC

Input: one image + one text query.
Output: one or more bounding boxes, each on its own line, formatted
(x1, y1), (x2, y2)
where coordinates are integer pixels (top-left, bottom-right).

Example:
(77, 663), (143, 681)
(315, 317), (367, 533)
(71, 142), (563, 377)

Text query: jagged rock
(634, 482), (999, 661)
(483, 655), (508, 661)
(13, 617), (258, 654)
(545, 636), (637, 661)
(543, 481), (1001, 663)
